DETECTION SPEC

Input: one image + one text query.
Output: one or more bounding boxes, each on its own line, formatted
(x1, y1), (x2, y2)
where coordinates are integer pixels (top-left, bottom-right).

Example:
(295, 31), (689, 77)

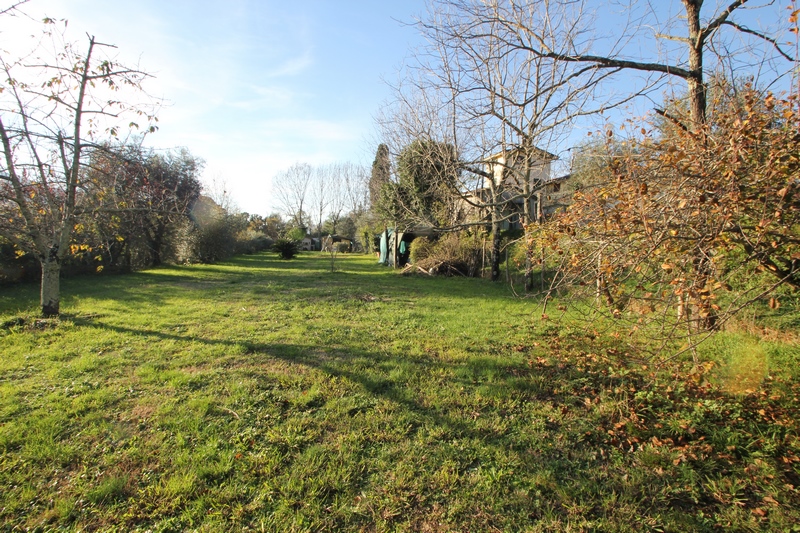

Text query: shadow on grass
(61, 253), (529, 313)
(1, 252), (536, 319)
(72, 313), (628, 449)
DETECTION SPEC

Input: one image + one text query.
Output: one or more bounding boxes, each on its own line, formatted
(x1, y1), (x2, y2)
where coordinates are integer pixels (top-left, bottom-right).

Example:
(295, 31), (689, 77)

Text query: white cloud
(265, 48), (314, 78)
(1, 0), (418, 217)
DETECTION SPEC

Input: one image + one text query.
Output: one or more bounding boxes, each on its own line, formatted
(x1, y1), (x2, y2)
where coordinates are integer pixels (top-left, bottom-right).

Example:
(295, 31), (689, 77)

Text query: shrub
(192, 218), (237, 263)
(409, 236), (435, 264)
(356, 220), (383, 255)
(412, 232), (484, 277)
(286, 227), (307, 241)
(234, 231), (273, 255)
(273, 239), (300, 259)
(0, 238), (39, 285)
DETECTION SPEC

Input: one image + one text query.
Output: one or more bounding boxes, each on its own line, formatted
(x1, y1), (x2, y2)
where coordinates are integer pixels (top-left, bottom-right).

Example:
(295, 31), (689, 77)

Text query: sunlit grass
(1, 252), (798, 532)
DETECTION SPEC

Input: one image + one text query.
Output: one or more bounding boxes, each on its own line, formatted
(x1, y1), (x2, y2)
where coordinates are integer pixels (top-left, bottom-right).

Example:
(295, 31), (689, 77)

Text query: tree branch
(718, 20), (795, 62)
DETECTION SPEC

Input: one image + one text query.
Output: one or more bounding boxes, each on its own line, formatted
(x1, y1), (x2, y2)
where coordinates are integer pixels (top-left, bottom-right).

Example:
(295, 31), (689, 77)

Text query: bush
(273, 239), (300, 259)
(193, 218), (237, 263)
(286, 227), (307, 241)
(234, 231), (273, 255)
(0, 239), (39, 285)
(356, 220), (383, 255)
(170, 216), (276, 264)
(409, 236), (435, 264)
(411, 232), (484, 277)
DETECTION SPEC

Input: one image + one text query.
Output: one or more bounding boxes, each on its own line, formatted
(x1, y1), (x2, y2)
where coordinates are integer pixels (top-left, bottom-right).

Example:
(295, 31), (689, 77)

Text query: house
(377, 145), (572, 270)
(297, 228), (320, 251)
(484, 146), (555, 191)
(300, 236), (320, 251)
(534, 173), (572, 221)
(321, 234), (353, 252)
(464, 147), (570, 230)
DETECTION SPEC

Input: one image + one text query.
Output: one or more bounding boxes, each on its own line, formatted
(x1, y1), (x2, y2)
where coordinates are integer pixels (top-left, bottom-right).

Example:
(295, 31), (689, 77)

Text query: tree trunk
(684, 0), (706, 128)
(151, 221), (166, 267)
(524, 229), (534, 292)
(490, 217), (501, 282)
(40, 255), (61, 317)
(524, 197), (534, 292)
(522, 157), (534, 292)
(694, 250), (718, 331)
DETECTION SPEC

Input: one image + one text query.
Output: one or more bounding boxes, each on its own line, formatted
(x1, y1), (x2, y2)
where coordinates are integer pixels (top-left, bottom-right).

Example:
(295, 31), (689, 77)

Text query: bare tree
(308, 165), (331, 239)
(0, 21), (155, 316)
(323, 161), (366, 235)
(0, 0), (27, 17)
(342, 161), (369, 218)
(483, 0), (797, 358)
(472, 0), (794, 129)
(273, 160), (369, 246)
(379, 0), (636, 283)
(273, 162), (312, 229)
(203, 172), (237, 215)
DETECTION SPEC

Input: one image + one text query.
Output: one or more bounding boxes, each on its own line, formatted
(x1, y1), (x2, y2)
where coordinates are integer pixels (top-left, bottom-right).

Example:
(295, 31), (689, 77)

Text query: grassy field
(1, 252), (799, 532)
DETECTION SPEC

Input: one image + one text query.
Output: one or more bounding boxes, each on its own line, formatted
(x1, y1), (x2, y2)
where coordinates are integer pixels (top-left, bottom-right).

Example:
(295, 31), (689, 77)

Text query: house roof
(324, 234), (354, 242)
(486, 146), (557, 163)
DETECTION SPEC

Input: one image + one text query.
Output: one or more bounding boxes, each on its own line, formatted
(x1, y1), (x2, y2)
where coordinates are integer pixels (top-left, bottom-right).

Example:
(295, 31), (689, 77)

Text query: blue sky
(3, 1), (794, 217)
(7, 0), (428, 215)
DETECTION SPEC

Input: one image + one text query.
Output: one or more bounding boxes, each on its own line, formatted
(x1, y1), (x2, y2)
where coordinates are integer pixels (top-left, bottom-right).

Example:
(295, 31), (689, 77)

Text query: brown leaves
(542, 84), (800, 356)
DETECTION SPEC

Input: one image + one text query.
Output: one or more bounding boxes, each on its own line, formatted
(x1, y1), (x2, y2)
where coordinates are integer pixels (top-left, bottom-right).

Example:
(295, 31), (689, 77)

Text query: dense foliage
(369, 143), (392, 210)
(377, 140), (462, 229)
(535, 84), (800, 359)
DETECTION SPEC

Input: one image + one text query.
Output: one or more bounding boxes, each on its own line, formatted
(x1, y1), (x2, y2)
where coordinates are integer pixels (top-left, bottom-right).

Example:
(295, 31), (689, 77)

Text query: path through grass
(1, 253), (799, 531)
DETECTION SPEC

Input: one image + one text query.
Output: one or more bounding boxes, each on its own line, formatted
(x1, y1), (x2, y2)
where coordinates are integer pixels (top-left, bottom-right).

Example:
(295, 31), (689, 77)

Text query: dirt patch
(130, 402), (158, 422)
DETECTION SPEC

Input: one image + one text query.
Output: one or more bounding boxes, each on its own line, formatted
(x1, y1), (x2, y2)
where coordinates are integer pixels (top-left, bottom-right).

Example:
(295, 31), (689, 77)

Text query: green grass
(1, 253), (799, 532)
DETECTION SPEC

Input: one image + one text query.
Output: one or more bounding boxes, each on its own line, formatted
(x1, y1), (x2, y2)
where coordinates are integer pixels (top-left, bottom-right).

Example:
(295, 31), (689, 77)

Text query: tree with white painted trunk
(0, 20), (155, 316)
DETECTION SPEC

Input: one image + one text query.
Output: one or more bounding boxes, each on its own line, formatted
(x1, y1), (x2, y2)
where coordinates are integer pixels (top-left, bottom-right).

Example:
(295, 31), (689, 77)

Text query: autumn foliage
(535, 83), (800, 358)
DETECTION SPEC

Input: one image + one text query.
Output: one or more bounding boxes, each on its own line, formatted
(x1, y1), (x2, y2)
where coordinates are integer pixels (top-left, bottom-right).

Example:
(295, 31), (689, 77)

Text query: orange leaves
(545, 84), (800, 355)
(790, 8), (800, 24)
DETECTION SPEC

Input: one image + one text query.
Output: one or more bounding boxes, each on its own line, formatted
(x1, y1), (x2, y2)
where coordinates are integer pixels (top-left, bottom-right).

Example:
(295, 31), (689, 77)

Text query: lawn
(1, 252), (799, 532)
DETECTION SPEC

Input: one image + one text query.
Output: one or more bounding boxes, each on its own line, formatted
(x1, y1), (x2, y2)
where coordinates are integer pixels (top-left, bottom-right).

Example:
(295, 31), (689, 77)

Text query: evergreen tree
(369, 144), (391, 211)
